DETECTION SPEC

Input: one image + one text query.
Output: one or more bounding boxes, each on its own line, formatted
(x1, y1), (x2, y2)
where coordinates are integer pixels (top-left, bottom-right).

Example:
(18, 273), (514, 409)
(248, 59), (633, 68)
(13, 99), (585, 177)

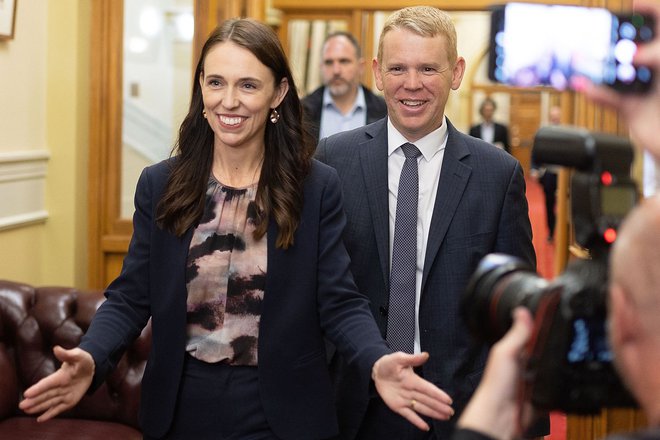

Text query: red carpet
(526, 175), (556, 280)
(525, 176), (566, 440)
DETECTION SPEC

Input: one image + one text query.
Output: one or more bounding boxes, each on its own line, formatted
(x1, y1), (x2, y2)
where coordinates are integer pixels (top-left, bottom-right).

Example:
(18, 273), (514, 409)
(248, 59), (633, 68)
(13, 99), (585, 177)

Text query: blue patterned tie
(386, 143), (421, 353)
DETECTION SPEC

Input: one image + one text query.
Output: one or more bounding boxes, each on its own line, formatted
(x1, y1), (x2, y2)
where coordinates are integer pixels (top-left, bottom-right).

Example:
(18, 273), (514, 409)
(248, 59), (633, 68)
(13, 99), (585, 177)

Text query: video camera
(462, 126), (638, 414)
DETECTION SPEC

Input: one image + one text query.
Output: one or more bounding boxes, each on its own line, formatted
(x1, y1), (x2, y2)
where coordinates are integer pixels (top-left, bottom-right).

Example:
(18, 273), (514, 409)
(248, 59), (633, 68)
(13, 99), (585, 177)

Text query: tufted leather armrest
(0, 279), (150, 435)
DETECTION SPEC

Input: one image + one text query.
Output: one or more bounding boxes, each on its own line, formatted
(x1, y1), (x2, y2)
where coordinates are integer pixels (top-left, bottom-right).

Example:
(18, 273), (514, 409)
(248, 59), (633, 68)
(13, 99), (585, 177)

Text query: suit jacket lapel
(421, 120), (472, 292)
(359, 121), (391, 291)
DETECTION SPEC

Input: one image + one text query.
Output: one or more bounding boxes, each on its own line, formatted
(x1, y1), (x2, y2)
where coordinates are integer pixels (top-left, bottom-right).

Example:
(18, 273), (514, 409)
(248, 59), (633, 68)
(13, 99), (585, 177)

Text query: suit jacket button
(379, 306), (388, 317)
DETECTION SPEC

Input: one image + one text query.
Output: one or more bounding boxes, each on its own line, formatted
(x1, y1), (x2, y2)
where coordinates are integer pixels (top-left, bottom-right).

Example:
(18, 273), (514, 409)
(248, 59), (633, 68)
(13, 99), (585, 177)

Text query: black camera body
(533, 126), (637, 257)
(462, 126), (638, 414)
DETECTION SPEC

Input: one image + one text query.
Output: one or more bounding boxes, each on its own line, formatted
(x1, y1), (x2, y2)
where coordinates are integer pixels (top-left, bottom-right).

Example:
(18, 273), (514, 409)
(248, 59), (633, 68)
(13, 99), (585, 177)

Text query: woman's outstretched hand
(372, 351), (454, 431)
(19, 346), (95, 422)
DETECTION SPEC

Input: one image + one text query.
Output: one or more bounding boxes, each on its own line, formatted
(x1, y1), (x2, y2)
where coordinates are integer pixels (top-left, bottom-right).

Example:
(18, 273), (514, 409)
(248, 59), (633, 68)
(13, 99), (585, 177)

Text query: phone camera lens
(617, 63), (637, 83)
(640, 26), (654, 41)
(637, 66), (652, 83)
(494, 67), (504, 82)
(614, 39), (637, 64)
(619, 22), (637, 40)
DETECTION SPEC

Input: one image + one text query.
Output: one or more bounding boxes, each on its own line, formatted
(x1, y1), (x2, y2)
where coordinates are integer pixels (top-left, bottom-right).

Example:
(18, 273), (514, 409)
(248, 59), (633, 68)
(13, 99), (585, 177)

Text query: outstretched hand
(19, 346), (95, 422)
(371, 351), (454, 431)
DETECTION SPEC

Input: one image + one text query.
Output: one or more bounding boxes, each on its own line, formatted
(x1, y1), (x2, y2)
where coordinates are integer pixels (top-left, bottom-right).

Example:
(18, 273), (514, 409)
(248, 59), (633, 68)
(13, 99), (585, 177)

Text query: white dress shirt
(319, 87), (367, 139)
(480, 122), (495, 145)
(387, 117), (448, 354)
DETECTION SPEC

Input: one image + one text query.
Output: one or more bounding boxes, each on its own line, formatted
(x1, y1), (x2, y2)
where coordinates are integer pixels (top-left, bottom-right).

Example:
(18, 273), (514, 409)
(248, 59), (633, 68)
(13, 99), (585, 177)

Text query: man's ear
(451, 57), (466, 90)
(610, 283), (639, 346)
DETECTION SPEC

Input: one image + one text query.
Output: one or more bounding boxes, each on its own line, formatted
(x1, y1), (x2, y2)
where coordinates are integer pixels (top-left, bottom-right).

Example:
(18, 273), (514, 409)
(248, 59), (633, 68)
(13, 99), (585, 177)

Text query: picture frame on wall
(0, 0), (17, 40)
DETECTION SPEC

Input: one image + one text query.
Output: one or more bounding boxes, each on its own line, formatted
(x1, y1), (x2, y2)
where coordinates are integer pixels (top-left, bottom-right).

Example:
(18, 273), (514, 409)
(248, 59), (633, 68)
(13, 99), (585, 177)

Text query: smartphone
(488, 2), (655, 92)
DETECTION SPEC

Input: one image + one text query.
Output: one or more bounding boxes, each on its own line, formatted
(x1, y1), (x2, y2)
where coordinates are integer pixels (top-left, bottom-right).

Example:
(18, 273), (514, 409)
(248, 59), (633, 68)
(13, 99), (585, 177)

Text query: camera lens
(462, 253), (550, 344)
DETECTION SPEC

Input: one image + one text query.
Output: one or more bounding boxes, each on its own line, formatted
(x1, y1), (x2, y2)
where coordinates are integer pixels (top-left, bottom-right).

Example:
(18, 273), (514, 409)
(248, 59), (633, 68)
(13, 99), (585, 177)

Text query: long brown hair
(156, 19), (314, 249)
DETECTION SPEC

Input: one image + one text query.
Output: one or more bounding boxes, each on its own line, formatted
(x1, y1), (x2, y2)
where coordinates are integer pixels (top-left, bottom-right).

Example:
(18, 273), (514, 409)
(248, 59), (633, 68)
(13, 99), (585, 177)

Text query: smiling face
(373, 28), (465, 142)
(199, 41), (288, 152)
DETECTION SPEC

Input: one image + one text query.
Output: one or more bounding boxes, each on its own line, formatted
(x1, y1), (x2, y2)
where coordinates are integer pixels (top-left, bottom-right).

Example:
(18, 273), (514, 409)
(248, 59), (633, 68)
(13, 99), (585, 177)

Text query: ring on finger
(410, 399), (416, 410)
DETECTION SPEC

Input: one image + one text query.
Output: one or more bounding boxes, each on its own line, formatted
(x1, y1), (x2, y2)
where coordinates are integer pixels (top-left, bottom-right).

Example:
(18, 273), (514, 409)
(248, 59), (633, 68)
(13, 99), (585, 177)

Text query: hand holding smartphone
(489, 2), (655, 93)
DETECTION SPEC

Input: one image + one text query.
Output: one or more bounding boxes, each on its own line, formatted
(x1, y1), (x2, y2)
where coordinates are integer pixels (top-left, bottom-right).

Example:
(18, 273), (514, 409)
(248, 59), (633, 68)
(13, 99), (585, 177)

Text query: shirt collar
(322, 86), (366, 113)
(387, 116), (449, 161)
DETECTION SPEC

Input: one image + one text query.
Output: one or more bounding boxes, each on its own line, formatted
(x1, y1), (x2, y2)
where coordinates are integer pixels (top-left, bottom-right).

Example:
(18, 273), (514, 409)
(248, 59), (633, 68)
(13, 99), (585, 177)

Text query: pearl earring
(269, 109), (280, 124)
(202, 109), (207, 119)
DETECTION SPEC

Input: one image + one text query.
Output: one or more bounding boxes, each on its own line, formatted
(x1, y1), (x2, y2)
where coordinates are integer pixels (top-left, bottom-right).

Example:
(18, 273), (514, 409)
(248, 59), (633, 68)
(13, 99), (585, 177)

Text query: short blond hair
(377, 6), (458, 66)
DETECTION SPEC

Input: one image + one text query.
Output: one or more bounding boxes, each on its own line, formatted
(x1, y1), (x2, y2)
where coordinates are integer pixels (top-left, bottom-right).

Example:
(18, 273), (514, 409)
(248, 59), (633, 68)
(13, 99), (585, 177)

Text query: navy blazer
(316, 118), (535, 439)
(79, 159), (391, 439)
(302, 85), (388, 141)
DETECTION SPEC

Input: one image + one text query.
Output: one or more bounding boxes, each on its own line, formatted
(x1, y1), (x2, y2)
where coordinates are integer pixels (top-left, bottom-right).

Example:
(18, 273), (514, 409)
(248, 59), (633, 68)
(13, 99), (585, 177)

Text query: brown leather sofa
(0, 279), (151, 439)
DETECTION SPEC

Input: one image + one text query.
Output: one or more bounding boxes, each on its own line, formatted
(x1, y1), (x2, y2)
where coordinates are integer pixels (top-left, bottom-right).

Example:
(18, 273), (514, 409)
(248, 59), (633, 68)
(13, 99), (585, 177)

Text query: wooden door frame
(88, 0), (126, 289)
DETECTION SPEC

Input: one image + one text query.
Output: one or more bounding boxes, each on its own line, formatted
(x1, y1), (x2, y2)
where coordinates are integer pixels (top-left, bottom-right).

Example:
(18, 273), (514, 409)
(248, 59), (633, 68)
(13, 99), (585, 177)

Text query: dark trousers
(356, 396), (436, 440)
(355, 396), (549, 440)
(540, 171), (557, 238)
(144, 354), (280, 440)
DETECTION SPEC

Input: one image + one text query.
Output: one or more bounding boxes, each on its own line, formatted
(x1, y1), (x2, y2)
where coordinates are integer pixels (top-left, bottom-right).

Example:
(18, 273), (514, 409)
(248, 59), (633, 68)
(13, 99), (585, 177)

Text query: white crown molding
(0, 150), (50, 231)
(0, 150), (51, 163)
(0, 210), (49, 232)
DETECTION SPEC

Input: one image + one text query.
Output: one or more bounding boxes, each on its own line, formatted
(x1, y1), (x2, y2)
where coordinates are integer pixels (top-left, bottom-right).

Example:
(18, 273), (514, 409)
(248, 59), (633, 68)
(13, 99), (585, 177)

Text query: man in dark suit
(316, 6), (540, 440)
(469, 97), (511, 153)
(302, 31), (387, 141)
(530, 105), (561, 242)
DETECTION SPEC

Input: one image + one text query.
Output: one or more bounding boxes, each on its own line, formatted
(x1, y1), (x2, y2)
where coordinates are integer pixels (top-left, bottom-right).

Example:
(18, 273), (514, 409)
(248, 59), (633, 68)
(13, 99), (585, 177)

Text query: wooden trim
(246, 0), (265, 21)
(273, 0), (583, 11)
(350, 10), (362, 40)
(193, 0), (216, 67)
(88, 0), (124, 289)
(219, 0), (242, 20)
(551, 93), (574, 274)
(101, 235), (132, 252)
(362, 12), (375, 89)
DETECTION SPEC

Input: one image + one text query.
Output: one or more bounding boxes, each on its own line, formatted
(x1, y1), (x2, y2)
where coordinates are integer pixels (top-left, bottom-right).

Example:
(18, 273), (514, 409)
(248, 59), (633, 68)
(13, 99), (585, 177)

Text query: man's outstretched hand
(372, 351), (454, 431)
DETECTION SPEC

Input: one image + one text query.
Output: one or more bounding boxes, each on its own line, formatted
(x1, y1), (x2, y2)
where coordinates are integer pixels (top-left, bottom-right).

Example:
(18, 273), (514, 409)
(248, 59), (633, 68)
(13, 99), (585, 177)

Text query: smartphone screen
(489, 3), (655, 92)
